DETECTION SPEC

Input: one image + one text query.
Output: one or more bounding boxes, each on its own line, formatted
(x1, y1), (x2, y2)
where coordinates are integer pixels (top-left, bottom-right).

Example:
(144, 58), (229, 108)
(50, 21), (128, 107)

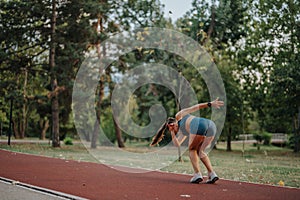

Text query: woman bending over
(150, 98), (224, 184)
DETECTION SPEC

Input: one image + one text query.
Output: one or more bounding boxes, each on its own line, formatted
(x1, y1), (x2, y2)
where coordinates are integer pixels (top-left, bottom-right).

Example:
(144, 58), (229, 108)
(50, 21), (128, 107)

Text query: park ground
(0, 139), (300, 199)
(1, 138), (299, 187)
(0, 149), (300, 200)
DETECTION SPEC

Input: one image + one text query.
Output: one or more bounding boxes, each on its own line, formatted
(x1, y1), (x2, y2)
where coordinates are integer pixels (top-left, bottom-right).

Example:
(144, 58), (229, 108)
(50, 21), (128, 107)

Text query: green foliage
(0, 0), (299, 152)
(253, 131), (272, 146)
(175, 0), (248, 150)
(63, 137), (73, 145)
(253, 132), (264, 143)
(288, 134), (300, 150)
(262, 132), (272, 145)
(237, 0), (300, 133)
(0, 0), (166, 143)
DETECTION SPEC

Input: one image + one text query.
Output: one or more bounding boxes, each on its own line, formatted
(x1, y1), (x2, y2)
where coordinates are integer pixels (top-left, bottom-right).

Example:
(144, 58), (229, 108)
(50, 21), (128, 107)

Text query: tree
(176, 0), (248, 150)
(237, 0), (300, 151)
(0, 0), (50, 139)
(0, 0), (106, 145)
(49, 0), (60, 147)
(92, 0), (166, 148)
(266, 0), (300, 152)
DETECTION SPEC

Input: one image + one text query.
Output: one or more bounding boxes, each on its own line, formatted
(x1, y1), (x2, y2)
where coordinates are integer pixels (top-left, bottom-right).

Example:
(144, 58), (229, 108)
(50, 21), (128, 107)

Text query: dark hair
(150, 117), (176, 146)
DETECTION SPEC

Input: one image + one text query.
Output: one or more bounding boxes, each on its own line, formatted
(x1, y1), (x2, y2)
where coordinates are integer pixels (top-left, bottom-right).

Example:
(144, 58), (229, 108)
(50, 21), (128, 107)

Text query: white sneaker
(190, 173), (203, 184)
(206, 172), (219, 184)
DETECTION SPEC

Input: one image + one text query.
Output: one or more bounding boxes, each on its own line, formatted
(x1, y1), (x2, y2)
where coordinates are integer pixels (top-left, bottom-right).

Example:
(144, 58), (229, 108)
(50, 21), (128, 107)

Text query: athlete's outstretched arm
(175, 98), (224, 120)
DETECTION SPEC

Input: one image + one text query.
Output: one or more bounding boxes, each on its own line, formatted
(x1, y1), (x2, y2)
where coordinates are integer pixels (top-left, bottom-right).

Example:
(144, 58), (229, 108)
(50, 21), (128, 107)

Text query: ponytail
(150, 122), (167, 146)
(150, 117), (176, 146)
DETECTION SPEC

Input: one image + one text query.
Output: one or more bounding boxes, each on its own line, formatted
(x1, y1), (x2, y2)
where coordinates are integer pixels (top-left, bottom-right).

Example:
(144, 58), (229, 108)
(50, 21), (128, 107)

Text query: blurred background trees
(0, 0), (299, 152)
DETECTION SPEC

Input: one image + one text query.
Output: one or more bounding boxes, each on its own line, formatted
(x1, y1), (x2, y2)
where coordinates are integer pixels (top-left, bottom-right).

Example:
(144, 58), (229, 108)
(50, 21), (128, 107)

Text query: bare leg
(201, 154), (219, 183)
(200, 155), (213, 174)
(199, 136), (215, 173)
(198, 136), (219, 183)
(187, 134), (204, 183)
(188, 134), (202, 173)
(189, 150), (200, 173)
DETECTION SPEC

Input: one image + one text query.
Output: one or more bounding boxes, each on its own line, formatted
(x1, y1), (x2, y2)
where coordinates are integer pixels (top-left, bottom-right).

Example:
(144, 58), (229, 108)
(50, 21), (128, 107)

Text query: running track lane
(0, 150), (299, 200)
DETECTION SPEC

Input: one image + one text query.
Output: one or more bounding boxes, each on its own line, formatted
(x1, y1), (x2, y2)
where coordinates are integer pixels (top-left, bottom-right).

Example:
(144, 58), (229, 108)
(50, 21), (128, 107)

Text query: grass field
(164, 143), (300, 188)
(0, 139), (299, 188)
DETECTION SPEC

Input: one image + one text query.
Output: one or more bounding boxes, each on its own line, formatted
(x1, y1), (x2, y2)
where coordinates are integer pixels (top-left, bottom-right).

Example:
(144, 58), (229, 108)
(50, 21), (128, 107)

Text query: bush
(253, 132), (263, 143)
(253, 132), (272, 145)
(288, 134), (300, 150)
(252, 131), (272, 150)
(63, 137), (73, 145)
(262, 132), (272, 145)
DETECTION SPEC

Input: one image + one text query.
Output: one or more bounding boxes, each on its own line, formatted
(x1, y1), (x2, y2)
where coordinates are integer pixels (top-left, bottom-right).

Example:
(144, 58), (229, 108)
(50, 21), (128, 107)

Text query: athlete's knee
(189, 149), (197, 159)
(199, 150), (207, 159)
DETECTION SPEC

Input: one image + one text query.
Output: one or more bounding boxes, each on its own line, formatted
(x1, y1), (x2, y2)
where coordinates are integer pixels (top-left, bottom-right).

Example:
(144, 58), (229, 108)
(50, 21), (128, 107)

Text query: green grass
(0, 141), (97, 163)
(162, 142), (300, 188)
(0, 140), (299, 188)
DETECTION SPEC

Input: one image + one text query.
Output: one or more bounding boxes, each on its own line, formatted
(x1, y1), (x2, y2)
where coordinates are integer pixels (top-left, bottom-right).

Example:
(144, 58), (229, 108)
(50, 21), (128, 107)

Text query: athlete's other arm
(170, 131), (187, 147)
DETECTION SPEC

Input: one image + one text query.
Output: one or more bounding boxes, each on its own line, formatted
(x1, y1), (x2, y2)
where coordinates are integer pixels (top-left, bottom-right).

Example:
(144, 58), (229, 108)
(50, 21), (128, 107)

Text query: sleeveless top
(178, 114), (210, 136)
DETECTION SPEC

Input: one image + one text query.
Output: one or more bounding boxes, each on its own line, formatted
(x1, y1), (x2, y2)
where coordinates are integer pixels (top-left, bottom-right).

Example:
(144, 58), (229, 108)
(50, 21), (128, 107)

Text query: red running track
(0, 150), (299, 200)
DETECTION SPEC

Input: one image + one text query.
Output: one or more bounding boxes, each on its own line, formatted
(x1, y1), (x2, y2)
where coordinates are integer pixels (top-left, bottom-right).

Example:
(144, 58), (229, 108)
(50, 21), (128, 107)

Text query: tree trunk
(111, 88), (125, 147)
(8, 98), (13, 145)
(13, 118), (20, 139)
(40, 118), (49, 140)
(91, 78), (104, 149)
(294, 106), (300, 153)
(227, 125), (232, 151)
(226, 112), (232, 151)
(91, 119), (99, 149)
(82, 128), (91, 142)
(50, 0), (60, 147)
(203, 6), (215, 45)
(21, 67), (28, 139)
(177, 147), (183, 162)
(113, 117), (125, 148)
(91, 14), (106, 149)
(109, 80), (125, 148)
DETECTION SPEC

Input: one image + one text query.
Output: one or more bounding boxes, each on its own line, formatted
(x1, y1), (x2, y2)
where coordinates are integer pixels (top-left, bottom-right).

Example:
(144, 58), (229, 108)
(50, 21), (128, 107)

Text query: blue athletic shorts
(179, 115), (216, 137)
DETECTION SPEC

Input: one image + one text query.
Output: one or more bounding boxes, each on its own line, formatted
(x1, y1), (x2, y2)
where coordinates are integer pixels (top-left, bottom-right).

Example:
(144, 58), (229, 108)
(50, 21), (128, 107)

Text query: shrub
(63, 137), (73, 145)
(253, 132), (272, 145)
(253, 132), (263, 143)
(252, 131), (272, 150)
(262, 132), (272, 145)
(288, 134), (300, 150)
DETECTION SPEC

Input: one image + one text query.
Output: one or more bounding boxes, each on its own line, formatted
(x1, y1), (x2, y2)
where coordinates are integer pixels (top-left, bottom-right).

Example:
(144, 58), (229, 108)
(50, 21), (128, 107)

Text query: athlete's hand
(211, 97), (224, 109)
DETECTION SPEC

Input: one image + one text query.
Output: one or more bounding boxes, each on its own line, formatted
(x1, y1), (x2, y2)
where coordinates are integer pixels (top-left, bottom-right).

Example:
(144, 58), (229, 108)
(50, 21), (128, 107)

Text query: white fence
(238, 133), (288, 142)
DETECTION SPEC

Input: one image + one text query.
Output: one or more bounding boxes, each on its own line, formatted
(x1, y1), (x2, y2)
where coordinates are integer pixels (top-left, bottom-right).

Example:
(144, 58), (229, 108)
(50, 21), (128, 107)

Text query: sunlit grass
(162, 142), (300, 188)
(0, 141), (97, 163)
